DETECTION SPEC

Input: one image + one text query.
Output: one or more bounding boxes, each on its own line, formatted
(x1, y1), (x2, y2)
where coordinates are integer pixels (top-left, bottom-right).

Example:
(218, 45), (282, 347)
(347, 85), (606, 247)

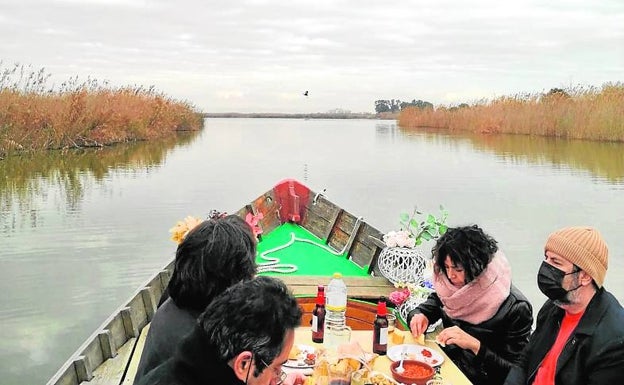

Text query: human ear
(231, 351), (253, 381)
(579, 270), (593, 286)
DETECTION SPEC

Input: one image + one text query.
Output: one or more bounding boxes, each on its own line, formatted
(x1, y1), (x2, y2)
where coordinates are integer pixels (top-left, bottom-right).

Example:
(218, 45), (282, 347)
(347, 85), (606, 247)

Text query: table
(294, 327), (473, 385)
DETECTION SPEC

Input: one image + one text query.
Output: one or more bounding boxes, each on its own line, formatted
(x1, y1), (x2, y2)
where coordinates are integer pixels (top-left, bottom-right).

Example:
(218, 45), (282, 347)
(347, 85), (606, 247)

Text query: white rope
(256, 231), (350, 274)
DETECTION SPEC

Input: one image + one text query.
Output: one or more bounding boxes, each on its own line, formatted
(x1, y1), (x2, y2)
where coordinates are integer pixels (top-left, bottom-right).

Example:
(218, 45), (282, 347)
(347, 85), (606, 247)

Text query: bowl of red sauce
(390, 360), (435, 385)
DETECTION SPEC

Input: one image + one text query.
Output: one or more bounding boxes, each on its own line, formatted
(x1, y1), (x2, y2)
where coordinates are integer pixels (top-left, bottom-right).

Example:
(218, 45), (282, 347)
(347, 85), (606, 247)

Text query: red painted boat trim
(273, 179), (310, 224)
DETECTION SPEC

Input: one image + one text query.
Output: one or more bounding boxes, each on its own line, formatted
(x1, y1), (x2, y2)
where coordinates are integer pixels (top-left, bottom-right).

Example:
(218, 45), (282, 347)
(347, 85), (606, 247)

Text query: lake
(1, 118), (623, 385)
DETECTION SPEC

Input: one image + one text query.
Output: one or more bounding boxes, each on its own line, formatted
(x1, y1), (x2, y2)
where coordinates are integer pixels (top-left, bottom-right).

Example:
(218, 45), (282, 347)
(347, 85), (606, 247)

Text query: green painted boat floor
(256, 223), (369, 277)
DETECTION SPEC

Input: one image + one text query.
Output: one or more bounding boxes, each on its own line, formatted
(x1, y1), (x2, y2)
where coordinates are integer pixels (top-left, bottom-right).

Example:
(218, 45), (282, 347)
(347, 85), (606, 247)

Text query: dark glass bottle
(312, 285), (326, 343)
(372, 296), (389, 355)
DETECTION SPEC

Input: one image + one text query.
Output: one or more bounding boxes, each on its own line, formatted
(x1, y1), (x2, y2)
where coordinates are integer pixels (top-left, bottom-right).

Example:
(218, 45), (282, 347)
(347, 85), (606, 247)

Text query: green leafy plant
(398, 205), (449, 246)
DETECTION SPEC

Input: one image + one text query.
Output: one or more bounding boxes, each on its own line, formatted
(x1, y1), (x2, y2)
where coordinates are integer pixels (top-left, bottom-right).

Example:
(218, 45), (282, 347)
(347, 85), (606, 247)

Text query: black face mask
(537, 261), (580, 303)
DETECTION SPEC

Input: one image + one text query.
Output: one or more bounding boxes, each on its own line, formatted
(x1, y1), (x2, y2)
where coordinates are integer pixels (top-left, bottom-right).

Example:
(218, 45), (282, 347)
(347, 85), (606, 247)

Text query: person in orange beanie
(504, 226), (624, 385)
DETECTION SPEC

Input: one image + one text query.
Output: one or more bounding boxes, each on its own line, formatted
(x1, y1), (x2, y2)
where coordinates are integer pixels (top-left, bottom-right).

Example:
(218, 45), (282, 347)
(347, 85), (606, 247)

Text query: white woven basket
(377, 246), (427, 285)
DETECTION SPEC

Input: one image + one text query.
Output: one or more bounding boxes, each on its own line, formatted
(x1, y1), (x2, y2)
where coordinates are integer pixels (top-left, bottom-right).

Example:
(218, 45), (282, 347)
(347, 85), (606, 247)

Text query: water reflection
(396, 125), (624, 184)
(0, 132), (199, 233)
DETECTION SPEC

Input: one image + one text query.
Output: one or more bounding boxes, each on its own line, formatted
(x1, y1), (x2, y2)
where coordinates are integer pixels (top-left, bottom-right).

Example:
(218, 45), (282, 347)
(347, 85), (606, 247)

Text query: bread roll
(391, 329), (405, 345)
(289, 345), (301, 360)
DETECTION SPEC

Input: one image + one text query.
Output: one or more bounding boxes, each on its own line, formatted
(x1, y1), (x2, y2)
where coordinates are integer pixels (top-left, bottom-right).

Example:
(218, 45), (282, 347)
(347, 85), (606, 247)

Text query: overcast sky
(2, 0), (623, 113)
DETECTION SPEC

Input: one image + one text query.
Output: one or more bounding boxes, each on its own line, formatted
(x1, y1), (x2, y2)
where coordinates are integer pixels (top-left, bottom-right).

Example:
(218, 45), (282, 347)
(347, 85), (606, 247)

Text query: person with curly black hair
(136, 276), (302, 385)
(408, 225), (533, 385)
(134, 214), (257, 384)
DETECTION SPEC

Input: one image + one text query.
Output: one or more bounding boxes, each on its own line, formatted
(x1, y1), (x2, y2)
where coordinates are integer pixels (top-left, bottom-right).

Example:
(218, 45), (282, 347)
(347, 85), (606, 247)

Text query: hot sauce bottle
(372, 296), (389, 355)
(312, 285), (326, 343)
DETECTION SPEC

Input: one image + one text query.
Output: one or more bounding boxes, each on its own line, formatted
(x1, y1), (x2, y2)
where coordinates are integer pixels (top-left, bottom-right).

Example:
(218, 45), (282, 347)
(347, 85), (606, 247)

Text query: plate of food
(387, 344), (444, 367)
(284, 344), (318, 368)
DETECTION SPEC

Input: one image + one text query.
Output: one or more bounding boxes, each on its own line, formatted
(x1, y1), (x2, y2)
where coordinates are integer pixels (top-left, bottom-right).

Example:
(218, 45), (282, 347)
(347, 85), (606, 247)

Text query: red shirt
(532, 310), (584, 385)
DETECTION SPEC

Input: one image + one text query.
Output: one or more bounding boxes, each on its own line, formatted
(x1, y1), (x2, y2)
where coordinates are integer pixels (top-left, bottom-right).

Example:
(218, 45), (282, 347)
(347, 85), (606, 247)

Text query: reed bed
(398, 83), (624, 142)
(0, 62), (203, 157)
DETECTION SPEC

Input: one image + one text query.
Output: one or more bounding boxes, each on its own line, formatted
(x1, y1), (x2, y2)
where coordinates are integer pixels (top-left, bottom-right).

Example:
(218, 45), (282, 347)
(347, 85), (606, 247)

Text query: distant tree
(545, 88), (570, 99)
(416, 100), (433, 109)
(458, 103), (470, 109)
(390, 99), (401, 113)
(375, 98), (433, 113)
(399, 99), (433, 110)
(375, 100), (391, 113)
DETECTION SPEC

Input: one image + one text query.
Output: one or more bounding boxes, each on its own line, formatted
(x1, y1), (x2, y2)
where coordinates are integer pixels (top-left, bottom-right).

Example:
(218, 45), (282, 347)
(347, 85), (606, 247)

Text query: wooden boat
(46, 179), (398, 385)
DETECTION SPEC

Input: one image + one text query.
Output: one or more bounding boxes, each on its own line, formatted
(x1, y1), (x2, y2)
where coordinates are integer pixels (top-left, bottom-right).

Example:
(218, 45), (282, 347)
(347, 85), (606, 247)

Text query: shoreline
(202, 112), (398, 120)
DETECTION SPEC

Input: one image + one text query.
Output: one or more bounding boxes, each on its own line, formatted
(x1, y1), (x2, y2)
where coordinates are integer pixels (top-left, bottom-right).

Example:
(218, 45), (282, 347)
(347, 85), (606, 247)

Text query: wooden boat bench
(297, 296), (407, 331)
(121, 324), (150, 385)
(281, 275), (395, 299)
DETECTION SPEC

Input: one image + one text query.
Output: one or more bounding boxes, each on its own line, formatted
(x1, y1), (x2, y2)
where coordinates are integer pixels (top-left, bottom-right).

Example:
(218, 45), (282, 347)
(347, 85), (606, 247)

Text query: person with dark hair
(136, 275), (303, 385)
(407, 225), (533, 385)
(134, 214), (257, 384)
(504, 226), (624, 385)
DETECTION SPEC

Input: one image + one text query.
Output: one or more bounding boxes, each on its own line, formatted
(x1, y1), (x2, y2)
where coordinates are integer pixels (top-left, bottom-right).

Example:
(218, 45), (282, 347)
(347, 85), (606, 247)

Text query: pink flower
(388, 288), (411, 306)
(383, 230), (416, 248)
(383, 231), (399, 247)
(245, 212), (264, 238)
(395, 230), (416, 248)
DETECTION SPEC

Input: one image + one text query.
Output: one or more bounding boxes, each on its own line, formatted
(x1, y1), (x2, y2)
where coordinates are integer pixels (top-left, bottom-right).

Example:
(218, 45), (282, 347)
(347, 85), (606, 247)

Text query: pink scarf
(433, 251), (511, 324)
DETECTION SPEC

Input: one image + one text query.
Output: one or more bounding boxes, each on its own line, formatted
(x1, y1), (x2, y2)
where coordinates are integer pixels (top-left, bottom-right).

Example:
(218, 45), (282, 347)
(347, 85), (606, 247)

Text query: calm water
(2, 118), (623, 385)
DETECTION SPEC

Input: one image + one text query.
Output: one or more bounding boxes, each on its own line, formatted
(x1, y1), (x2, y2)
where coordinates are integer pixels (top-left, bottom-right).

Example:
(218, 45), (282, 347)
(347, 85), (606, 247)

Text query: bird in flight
(303, 91), (309, 96)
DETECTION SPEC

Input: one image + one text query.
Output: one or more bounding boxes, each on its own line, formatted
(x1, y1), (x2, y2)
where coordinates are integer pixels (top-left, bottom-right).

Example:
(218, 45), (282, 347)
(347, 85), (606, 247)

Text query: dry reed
(398, 83), (624, 142)
(0, 62), (203, 157)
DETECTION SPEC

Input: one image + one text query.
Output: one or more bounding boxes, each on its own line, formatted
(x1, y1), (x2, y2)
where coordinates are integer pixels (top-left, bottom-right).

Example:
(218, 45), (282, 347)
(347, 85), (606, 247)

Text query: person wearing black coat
(133, 214), (257, 384)
(136, 276), (302, 385)
(408, 225), (533, 385)
(504, 226), (624, 385)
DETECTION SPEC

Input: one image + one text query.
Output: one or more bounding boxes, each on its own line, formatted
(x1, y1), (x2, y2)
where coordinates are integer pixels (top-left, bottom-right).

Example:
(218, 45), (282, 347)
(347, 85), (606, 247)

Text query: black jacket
(504, 288), (624, 385)
(136, 323), (244, 385)
(408, 285), (533, 385)
(133, 298), (201, 384)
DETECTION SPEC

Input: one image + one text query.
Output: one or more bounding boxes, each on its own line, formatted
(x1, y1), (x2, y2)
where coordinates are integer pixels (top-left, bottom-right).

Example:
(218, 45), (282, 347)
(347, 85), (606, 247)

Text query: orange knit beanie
(545, 226), (608, 287)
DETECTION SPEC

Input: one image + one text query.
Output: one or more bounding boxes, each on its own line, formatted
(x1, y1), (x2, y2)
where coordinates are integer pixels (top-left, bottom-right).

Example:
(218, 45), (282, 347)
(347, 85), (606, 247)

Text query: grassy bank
(398, 83), (624, 142)
(0, 63), (203, 157)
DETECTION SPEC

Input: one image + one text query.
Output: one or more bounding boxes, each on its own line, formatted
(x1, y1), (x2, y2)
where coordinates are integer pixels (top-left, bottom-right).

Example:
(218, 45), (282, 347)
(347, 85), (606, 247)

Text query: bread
(289, 345), (301, 360)
(314, 359), (330, 377)
(329, 358), (360, 374)
(391, 329), (405, 345)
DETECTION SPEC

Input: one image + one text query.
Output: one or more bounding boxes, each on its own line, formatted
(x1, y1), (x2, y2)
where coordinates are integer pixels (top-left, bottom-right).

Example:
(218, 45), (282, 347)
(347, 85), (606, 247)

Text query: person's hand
(409, 313), (429, 337)
(282, 372), (305, 385)
(435, 326), (481, 355)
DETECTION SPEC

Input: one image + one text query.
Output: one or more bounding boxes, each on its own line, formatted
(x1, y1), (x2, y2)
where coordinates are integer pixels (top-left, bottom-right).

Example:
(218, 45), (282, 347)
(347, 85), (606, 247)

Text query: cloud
(1, 0), (623, 113)
(51, 0), (153, 8)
